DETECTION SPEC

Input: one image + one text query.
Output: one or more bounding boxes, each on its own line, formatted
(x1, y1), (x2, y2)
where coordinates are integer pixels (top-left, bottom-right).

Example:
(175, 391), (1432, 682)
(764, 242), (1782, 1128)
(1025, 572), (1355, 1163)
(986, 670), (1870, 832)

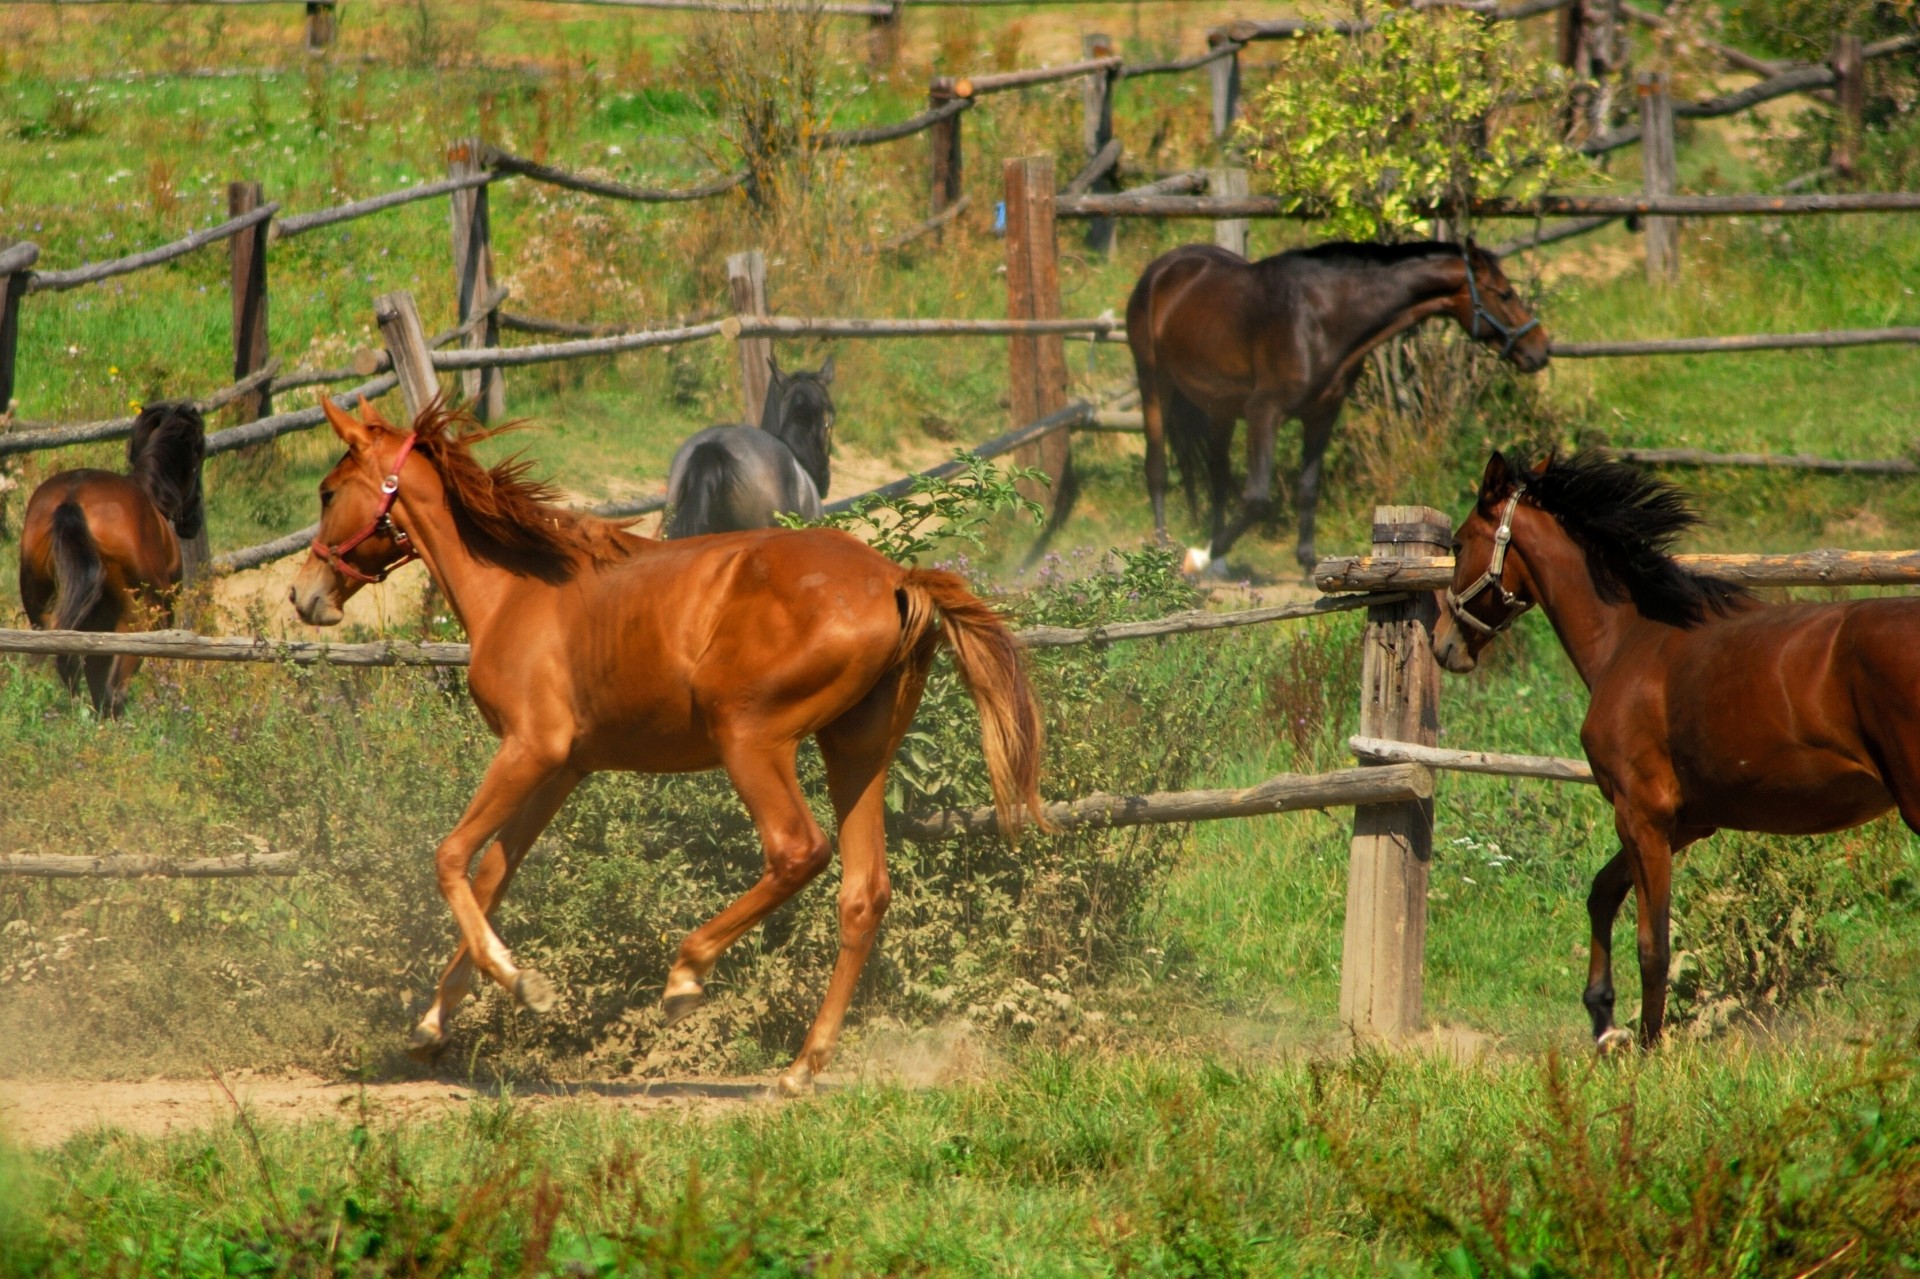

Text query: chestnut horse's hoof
(1595, 1027), (1636, 1056)
(661, 988), (706, 1026)
(513, 969), (558, 1014)
(407, 1025), (450, 1062)
(775, 1066), (815, 1098)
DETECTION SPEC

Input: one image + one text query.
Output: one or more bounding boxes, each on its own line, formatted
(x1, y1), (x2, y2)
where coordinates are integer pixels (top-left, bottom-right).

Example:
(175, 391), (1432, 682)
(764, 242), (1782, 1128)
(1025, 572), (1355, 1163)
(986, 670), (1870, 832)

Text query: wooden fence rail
(1601, 447), (1919, 476)
(0, 852), (299, 879)
(1552, 327), (1920, 357)
(1056, 191), (1920, 220)
(1315, 548), (1920, 593)
(23, 203), (278, 294)
(1349, 735), (1595, 784)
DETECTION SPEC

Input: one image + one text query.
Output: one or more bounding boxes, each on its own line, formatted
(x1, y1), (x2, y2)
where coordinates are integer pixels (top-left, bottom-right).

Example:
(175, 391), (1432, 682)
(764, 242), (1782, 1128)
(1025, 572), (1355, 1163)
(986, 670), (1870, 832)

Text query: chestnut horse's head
(1434, 451), (1546, 673)
(290, 398), (422, 626)
(1454, 245), (1551, 374)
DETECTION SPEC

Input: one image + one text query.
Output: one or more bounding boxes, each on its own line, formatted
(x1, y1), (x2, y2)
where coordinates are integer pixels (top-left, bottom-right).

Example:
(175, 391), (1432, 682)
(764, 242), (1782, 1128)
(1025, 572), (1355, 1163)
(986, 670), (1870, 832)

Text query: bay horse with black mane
(19, 401), (205, 715)
(290, 399), (1046, 1096)
(1127, 240), (1550, 574)
(1436, 450), (1920, 1049)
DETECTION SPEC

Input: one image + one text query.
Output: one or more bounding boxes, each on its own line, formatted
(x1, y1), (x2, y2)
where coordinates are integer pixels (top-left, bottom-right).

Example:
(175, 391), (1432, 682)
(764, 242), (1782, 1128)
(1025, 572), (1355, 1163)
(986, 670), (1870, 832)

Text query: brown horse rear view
(290, 400), (1047, 1095)
(19, 402), (205, 715)
(1436, 451), (1920, 1048)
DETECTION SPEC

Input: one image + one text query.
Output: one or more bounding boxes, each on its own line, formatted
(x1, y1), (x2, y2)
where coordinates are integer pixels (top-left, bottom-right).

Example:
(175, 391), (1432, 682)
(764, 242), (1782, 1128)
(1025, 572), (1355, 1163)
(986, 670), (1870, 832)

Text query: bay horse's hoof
(512, 969), (558, 1014)
(407, 1025), (450, 1062)
(1595, 1027), (1636, 1056)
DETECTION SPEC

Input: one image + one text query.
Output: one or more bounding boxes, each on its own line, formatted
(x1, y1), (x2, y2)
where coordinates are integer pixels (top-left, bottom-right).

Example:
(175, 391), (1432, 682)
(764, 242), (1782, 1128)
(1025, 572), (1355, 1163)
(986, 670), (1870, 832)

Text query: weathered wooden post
(727, 250), (773, 426)
(1002, 156), (1070, 514)
(1083, 33), (1119, 255)
(228, 181), (272, 427)
(375, 290), (442, 420)
(928, 76), (964, 217)
(305, 0), (335, 51)
(1339, 505), (1447, 1040)
(867, 0), (902, 70)
(1639, 71), (1678, 285)
(447, 137), (504, 421)
(0, 240), (37, 419)
(1207, 30), (1241, 140)
(1210, 167), (1250, 257)
(1831, 33), (1865, 181)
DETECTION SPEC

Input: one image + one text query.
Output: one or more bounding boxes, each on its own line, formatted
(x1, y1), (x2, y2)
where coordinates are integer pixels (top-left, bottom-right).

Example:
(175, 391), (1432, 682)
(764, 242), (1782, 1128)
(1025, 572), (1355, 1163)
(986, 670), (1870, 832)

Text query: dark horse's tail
(1125, 262), (1211, 517)
(666, 440), (739, 539)
(896, 570), (1051, 837)
(48, 501), (106, 690)
(127, 401), (207, 539)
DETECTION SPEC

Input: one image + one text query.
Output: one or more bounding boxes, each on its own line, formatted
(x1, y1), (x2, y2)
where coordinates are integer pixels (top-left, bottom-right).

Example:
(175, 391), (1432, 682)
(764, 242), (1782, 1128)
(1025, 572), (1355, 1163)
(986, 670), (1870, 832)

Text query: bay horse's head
(1452, 245), (1551, 374)
(762, 354), (835, 494)
(290, 397), (423, 626)
(1434, 451), (1546, 673)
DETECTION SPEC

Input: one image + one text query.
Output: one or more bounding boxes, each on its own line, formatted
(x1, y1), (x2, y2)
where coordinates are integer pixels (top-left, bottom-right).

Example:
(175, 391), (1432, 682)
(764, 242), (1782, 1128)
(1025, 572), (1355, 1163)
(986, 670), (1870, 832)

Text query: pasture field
(5, 2), (1920, 1274)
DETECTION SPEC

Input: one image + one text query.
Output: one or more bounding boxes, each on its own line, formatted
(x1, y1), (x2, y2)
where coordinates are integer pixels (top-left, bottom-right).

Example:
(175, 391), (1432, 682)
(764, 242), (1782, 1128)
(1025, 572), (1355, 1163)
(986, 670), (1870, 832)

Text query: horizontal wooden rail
(817, 96), (973, 149)
(1489, 215), (1620, 256)
(1018, 593), (1399, 648)
(1553, 327), (1920, 357)
(274, 172), (494, 239)
(1227, 0), (1570, 41)
(895, 763), (1433, 841)
(510, 0), (892, 12)
(1350, 735), (1594, 784)
(866, 194), (973, 255)
(212, 524), (320, 574)
(0, 852), (299, 879)
(0, 362), (279, 457)
(483, 148), (748, 204)
(25, 203), (278, 294)
(205, 372), (400, 454)
(0, 242), (39, 275)
(1056, 192), (1920, 220)
(1117, 39), (1242, 79)
(1603, 447), (1919, 476)
(732, 315), (1124, 339)
(956, 55), (1122, 98)
(1316, 548), (1920, 593)
(431, 321), (726, 370)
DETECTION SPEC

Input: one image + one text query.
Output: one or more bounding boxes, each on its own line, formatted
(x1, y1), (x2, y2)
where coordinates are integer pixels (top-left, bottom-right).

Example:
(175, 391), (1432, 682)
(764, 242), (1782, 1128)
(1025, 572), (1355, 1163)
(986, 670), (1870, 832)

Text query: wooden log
(1316, 548), (1920, 593)
(926, 76), (965, 218)
(1832, 33), (1865, 181)
(1601, 445), (1918, 475)
(273, 171), (493, 239)
(26, 203), (278, 294)
(1063, 137), (1123, 198)
(429, 321), (725, 370)
(1082, 33), (1118, 256)
(1228, 0), (1572, 40)
(0, 852), (300, 879)
(1489, 215), (1620, 256)
(510, 0), (892, 12)
(1350, 735), (1595, 783)
(1619, 1), (1786, 77)
(1207, 29), (1241, 138)
(448, 137), (505, 421)
(1640, 72), (1679, 285)
(1055, 191), (1920, 219)
(867, 193), (973, 255)
(1003, 156), (1071, 515)
(227, 181), (272, 428)
(481, 149), (747, 204)
(205, 373), (400, 455)
(1552, 327), (1920, 357)
(727, 250), (773, 427)
(374, 291), (441, 420)
(1018, 592), (1399, 648)
(1210, 167), (1250, 257)
(734, 315), (1122, 339)
(0, 628), (470, 667)
(304, 0), (334, 50)
(1119, 35), (1241, 80)
(212, 522), (319, 574)
(273, 286), (504, 391)
(825, 401), (1091, 511)
(818, 94), (969, 149)
(954, 54), (1123, 98)
(893, 763), (1434, 841)
(0, 361), (279, 458)
(1340, 506), (1449, 1041)
(0, 241), (35, 417)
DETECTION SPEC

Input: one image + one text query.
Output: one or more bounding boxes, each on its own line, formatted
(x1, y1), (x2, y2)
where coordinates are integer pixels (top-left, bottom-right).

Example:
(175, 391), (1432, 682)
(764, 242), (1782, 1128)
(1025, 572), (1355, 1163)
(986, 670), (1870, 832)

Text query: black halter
(1461, 246), (1540, 361)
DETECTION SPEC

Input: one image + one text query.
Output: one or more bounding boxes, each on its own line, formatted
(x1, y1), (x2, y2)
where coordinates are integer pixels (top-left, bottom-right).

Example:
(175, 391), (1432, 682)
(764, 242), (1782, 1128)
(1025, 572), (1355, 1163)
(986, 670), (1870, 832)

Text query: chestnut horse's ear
(320, 395), (376, 449)
(1479, 451), (1513, 503)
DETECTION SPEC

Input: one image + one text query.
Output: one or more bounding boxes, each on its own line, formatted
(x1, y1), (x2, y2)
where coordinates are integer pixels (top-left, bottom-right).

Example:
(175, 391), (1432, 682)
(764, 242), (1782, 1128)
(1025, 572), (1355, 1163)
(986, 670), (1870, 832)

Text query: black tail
(665, 440), (741, 539)
(50, 502), (105, 632)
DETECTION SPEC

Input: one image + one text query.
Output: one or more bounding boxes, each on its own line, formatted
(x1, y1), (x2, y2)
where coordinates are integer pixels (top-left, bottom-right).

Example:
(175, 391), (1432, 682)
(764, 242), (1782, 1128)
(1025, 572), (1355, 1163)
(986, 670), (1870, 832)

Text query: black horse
(665, 356), (835, 538)
(1126, 241), (1550, 574)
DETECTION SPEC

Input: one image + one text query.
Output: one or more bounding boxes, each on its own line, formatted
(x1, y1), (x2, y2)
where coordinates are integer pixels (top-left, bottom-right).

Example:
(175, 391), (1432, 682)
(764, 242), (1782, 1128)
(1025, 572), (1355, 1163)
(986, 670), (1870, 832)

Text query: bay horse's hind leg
(662, 735), (831, 1025)
(777, 667), (923, 1097)
(1293, 403), (1340, 573)
(1210, 394), (1282, 564)
(1582, 848), (1634, 1051)
(410, 770), (580, 1060)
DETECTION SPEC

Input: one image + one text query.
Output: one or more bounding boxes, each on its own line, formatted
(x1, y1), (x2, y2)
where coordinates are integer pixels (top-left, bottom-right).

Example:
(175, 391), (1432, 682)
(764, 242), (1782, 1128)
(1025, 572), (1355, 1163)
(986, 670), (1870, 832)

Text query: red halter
(310, 431), (422, 585)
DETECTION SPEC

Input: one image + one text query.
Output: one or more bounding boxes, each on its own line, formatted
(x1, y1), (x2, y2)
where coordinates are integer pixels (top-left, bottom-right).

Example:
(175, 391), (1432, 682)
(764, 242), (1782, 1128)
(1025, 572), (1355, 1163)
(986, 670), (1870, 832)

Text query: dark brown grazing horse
(18, 401), (206, 715)
(1435, 451), (1920, 1049)
(290, 399), (1047, 1096)
(1127, 241), (1550, 574)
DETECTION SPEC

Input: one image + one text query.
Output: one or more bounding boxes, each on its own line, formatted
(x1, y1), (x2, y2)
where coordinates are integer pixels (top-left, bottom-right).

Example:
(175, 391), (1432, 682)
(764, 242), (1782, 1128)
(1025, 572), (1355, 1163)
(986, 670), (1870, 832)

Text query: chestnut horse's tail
(49, 501), (105, 633)
(897, 569), (1051, 837)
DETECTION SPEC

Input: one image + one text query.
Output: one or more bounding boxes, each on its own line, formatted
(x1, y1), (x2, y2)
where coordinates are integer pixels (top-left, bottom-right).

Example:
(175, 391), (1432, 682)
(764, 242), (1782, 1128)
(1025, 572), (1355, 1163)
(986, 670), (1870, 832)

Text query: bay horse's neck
(1315, 252), (1464, 372)
(1513, 506), (1644, 688)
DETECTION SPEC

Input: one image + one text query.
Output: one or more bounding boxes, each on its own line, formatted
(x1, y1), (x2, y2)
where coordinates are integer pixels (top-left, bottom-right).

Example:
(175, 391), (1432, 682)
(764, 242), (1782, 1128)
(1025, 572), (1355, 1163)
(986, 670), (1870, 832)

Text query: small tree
(1238, 2), (1593, 240)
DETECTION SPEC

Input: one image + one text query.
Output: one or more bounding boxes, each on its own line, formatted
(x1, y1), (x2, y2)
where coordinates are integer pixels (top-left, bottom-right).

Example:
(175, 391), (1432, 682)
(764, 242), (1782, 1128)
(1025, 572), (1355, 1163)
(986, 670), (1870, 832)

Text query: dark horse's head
(760, 355), (835, 495)
(1450, 243), (1551, 373)
(127, 401), (207, 539)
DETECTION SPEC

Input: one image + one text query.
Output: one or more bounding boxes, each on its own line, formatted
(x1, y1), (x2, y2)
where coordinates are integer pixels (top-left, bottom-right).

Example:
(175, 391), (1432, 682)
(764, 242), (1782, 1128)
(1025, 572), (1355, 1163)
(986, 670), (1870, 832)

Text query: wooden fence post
(727, 250), (773, 426)
(1003, 155), (1070, 514)
(1557, 0), (1585, 67)
(868, 0), (902, 70)
(1207, 29), (1241, 140)
(1083, 33), (1118, 255)
(375, 291), (442, 421)
(305, 1), (335, 51)
(228, 181), (272, 427)
(447, 137), (504, 421)
(1831, 33), (1864, 181)
(1338, 505), (1448, 1040)
(1210, 167), (1250, 257)
(1639, 71), (1679, 285)
(928, 76), (964, 218)
(0, 241), (35, 420)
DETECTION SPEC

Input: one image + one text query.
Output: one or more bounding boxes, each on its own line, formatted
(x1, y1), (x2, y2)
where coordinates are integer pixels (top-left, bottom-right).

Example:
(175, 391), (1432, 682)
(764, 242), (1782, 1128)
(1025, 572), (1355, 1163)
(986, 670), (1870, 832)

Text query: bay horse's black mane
(1519, 451), (1750, 628)
(126, 401), (206, 538)
(1284, 240), (1487, 267)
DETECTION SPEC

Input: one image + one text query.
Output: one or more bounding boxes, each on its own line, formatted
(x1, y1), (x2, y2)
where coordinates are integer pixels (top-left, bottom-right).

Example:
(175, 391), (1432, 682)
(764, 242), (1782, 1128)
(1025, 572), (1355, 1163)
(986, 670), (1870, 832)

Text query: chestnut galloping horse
(19, 401), (205, 715)
(290, 399), (1046, 1096)
(1436, 451), (1920, 1048)
(1126, 241), (1550, 573)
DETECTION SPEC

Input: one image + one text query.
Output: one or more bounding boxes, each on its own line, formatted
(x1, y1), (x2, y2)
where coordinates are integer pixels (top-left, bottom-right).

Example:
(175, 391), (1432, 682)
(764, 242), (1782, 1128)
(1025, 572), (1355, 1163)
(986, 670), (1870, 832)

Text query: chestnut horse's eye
(320, 489), (336, 508)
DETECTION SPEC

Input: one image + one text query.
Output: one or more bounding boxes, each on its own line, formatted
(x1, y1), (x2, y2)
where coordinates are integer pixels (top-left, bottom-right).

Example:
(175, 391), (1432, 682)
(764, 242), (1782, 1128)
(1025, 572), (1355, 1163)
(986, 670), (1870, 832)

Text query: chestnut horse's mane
(1519, 451), (1750, 628)
(380, 402), (634, 583)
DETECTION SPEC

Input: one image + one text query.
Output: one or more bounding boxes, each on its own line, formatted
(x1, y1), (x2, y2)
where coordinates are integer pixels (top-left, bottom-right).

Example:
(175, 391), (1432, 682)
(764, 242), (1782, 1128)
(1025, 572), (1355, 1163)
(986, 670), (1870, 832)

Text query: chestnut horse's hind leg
(1582, 848), (1634, 1050)
(662, 736), (831, 1026)
(410, 770), (580, 1059)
